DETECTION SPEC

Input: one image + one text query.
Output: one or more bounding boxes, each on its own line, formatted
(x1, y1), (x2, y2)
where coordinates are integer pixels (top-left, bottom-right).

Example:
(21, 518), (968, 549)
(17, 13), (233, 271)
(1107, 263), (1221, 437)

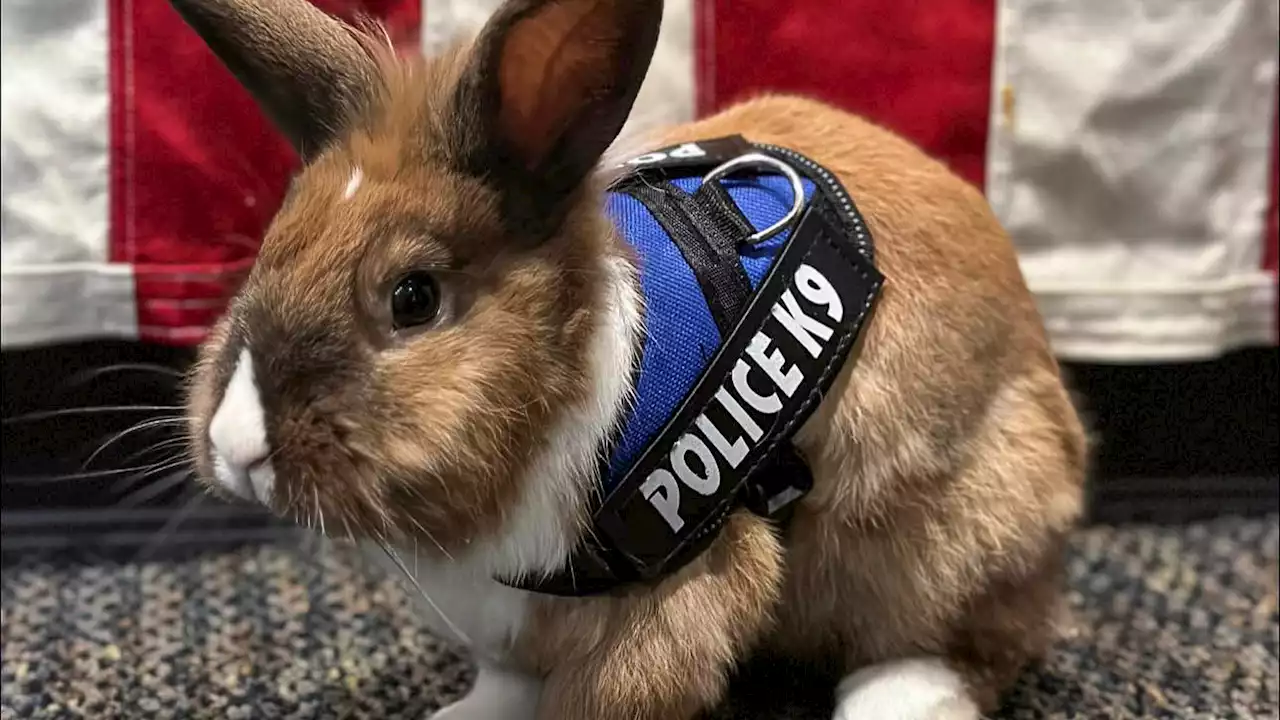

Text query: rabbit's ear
(456, 0), (664, 230)
(168, 0), (382, 161)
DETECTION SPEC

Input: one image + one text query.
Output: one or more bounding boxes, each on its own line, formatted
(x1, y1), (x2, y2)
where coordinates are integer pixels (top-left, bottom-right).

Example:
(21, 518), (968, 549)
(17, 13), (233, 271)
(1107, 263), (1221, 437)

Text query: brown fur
(516, 513), (785, 719)
(187, 40), (614, 551)
(179, 1), (1087, 718)
(514, 96), (1086, 718)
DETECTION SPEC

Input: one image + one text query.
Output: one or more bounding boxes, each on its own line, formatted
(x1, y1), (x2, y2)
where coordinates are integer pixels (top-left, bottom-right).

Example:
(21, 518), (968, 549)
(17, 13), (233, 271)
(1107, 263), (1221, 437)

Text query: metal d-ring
(700, 152), (805, 244)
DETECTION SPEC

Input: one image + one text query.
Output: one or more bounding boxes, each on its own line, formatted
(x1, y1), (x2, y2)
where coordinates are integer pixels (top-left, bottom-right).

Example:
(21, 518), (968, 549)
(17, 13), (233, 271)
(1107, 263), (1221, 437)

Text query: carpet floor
(2, 516), (1277, 719)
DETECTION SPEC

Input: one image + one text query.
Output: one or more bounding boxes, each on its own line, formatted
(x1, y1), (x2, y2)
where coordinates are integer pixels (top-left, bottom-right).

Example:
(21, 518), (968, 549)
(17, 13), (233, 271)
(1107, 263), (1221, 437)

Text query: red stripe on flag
(112, 0), (420, 345)
(697, 0), (997, 188)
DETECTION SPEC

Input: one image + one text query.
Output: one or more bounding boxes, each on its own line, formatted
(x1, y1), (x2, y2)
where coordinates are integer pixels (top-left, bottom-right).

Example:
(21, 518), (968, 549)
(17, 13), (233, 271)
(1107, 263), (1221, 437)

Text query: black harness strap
(693, 179), (755, 240)
(616, 180), (753, 333)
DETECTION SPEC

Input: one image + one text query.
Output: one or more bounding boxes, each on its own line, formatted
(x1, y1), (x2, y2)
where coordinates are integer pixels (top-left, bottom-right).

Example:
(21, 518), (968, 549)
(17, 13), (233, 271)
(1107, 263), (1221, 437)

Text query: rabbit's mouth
(182, 308), (551, 558)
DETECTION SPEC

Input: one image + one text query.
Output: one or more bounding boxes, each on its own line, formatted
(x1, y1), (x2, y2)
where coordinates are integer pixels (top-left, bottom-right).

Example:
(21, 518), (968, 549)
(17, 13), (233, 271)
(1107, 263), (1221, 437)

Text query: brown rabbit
(178, 0), (1087, 718)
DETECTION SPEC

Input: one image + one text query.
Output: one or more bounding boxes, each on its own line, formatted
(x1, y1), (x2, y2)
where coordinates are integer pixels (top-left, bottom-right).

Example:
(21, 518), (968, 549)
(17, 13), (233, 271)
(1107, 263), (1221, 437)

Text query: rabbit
(177, 0), (1088, 718)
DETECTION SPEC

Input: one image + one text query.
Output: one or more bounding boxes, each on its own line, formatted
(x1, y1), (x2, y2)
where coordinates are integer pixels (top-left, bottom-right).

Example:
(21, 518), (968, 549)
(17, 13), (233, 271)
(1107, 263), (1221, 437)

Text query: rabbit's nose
(208, 347), (275, 505)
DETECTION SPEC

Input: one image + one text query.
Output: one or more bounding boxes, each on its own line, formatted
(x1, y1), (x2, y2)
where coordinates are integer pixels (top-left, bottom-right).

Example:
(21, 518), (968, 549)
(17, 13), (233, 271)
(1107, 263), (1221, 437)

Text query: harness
(509, 135), (884, 596)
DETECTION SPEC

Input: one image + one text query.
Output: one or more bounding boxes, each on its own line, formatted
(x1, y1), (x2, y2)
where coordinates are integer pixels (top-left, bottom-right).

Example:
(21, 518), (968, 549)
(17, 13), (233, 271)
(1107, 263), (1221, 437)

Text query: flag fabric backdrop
(2, 0), (1276, 361)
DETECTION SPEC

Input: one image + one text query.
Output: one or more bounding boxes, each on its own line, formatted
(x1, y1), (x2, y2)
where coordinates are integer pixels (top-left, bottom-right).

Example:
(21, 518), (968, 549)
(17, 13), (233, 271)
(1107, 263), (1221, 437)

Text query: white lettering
(641, 469), (685, 532)
(714, 387), (763, 441)
(795, 264), (843, 322)
(619, 140), (701, 163)
(639, 264), (847, 535)
(626, 151), (667, 165)
(625, 143), (707, 166)
(667, 143), (707, 160)
(696, 414), (748, 469)
(772, 289), (833, 357)
(731, 359), (782, 414)
(671, 433), (720, 495)
(746, 331), (802, 397)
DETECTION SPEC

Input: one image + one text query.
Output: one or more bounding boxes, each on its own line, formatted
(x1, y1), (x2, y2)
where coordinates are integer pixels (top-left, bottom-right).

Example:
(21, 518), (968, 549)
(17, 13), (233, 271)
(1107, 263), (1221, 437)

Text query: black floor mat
(3, 516), (1277, 719)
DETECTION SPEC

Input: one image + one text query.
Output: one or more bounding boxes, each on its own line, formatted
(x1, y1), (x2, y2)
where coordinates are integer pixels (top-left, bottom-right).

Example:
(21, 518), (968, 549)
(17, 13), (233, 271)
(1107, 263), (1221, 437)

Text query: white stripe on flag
(987, 0), (1280, 361)
(0, 0), (137, 348)
(420, 0), (696, 151)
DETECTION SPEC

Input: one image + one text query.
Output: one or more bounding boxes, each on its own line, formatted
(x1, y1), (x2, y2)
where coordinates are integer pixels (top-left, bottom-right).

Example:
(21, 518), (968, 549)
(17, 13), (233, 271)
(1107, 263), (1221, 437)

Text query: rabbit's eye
(391, 272), (441, 329)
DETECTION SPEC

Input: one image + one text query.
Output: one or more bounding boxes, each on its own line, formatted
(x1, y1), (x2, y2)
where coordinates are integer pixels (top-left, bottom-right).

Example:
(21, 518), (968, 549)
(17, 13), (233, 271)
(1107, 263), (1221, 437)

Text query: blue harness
(507, 136), (884, 596)
(604, 172), (818, 489)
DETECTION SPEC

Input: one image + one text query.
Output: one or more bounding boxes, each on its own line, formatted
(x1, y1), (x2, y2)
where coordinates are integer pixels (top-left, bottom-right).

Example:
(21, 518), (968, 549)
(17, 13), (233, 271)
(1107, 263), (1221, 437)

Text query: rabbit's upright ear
(168, 0), (382, 161)
(456, 0), (664, 232)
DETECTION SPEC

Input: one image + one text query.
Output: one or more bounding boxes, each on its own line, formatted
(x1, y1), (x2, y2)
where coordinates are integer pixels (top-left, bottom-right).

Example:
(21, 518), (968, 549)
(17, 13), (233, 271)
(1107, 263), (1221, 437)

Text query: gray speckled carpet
(2, 516), (1277, 719)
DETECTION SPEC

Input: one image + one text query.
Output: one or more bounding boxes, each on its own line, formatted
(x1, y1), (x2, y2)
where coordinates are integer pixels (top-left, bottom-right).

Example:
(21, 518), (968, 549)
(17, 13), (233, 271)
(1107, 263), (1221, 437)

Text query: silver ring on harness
(700, 152), (806, 244)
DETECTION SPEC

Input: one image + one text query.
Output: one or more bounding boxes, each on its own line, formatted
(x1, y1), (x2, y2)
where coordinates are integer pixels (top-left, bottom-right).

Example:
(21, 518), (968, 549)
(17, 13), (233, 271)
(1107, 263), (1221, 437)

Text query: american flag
(2, 0), (1276, 362)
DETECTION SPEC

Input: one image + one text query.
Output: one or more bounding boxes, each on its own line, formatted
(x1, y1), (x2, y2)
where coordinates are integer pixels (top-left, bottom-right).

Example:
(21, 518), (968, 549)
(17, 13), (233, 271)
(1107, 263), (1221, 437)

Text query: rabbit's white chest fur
(365, 547), (536, 661)
(368, 251), (643, 661)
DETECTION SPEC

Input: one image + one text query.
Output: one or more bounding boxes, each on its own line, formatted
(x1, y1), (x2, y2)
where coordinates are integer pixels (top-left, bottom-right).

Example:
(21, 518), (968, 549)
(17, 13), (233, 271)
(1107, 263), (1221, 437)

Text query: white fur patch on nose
(208, 348), (275, 504)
